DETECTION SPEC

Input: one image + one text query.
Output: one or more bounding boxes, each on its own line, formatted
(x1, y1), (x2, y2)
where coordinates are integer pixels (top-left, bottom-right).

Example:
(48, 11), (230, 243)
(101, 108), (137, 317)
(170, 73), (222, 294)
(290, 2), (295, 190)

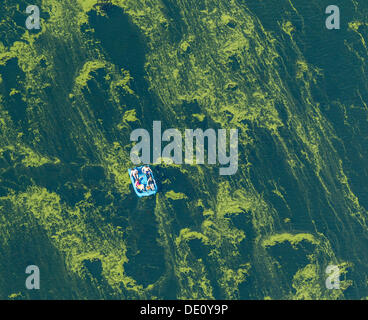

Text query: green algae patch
(348, 21), (367, 31)
(20, 147), (59, 167)
(263, 233), (318, 249)
(176, 228), (209, 246)
(174, 228), (213, 299)
(221, 14), (236, 28)
(192, 113), (205, 122)
(122, 109), (138, 123)
(9, 187), (144, 297)
(291, 264), (324, 300)
(76, 0), (97, 13)
(165, 190), (188, 201)
(75, 60), (107, 88)
(296, 60), (309, 79)
(180, 41), (191, 53)
(0, 51), (16, 66)
(8, 292), (22, 300)
(282, 21), (295, 36)
(0, 145), (59, 168)
(112, 70), (134, 95)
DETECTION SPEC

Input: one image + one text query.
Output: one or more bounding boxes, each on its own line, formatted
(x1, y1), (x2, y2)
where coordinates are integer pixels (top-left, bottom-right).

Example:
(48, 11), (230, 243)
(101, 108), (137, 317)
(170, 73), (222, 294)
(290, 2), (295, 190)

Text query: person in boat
(131, 168), (139, 181)
(146, 176), (155, 191)
(142, 165), (152, 178)
(135, 178), (145, 192)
